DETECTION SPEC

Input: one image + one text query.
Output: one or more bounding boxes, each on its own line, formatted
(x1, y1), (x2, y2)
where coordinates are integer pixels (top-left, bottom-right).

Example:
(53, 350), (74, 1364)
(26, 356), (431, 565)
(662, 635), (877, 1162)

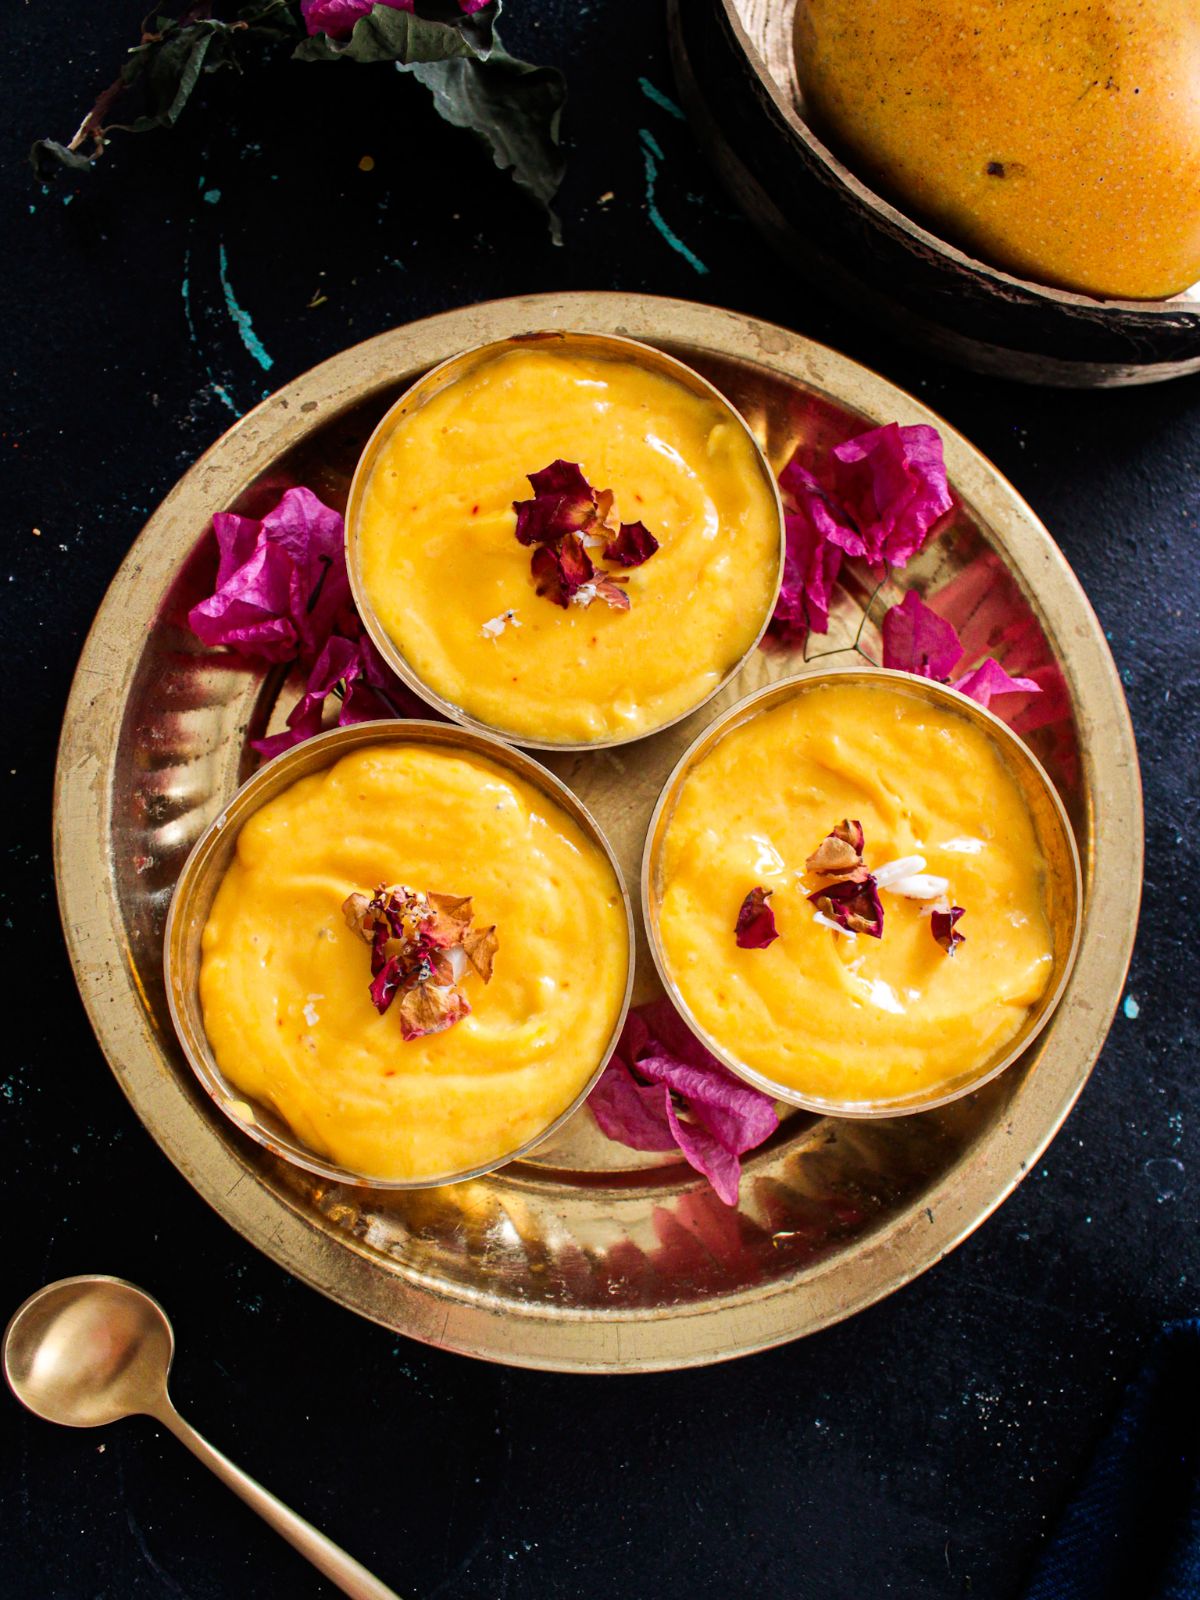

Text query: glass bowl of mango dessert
(345, 330), (785, 750)
(643, 667), (1082, 1118)
(165, 721), (634, 1188)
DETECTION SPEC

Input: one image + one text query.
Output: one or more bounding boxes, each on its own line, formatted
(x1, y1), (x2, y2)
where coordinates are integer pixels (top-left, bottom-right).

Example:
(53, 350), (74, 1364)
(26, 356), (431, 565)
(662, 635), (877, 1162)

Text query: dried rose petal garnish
(734, 886), (779, 949)
(513, 460), (658, 609)
(805, 818), (865, 877)
(603, 520), (659, 569)
(807, 869), (885, 939)
(588, 1000), (778, 1206)
(343, 884), (496, 1041)
(931, 904), (966, 955)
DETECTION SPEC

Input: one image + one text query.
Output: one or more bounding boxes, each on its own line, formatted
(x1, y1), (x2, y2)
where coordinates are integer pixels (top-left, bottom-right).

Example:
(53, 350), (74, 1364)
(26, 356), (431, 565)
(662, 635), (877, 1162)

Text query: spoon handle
(153, 1400), (403, 1600)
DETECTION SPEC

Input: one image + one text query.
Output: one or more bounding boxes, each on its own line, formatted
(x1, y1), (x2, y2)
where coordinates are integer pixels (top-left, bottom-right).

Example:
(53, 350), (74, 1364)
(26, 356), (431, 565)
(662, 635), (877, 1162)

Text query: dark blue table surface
(3, 4), (1197, 1596)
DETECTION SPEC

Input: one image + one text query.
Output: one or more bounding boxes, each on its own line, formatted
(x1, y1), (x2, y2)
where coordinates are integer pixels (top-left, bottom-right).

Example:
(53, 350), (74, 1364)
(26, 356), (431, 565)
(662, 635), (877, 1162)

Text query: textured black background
(3, 4), (1198, 1597)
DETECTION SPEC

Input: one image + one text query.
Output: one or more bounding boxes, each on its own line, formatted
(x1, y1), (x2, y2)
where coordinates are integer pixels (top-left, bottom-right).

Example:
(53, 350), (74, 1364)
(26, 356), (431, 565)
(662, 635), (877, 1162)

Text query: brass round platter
(668, 0), (1200, 387)
(54, 292), (1142, 1372)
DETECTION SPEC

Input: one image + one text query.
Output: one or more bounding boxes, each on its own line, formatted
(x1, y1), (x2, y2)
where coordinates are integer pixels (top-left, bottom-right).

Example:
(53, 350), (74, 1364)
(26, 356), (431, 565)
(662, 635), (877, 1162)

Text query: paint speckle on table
(1123, 993), (1140, 1019)
(638, 77), (686, 121)
(1143, 1156), (1186, 1204)
(638, 129), (708, 276)
(217, 243), (275, 371)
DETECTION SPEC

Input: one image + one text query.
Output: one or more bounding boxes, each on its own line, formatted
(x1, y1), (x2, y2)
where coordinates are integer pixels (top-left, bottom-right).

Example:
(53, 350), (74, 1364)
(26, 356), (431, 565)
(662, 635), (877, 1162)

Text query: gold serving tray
(54, 293), (1142, 1372)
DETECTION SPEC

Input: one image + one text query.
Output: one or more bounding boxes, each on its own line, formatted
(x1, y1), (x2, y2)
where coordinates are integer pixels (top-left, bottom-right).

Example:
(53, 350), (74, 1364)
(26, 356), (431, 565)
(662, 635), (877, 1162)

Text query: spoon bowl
(5, 1275), (173, 1429)
(5, 1275), (403, 1600)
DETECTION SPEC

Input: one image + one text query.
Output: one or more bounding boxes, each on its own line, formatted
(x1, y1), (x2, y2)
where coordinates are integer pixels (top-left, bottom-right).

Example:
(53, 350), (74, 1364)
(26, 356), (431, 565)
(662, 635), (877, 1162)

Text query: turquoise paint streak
(638, 129), (708, 276)
(218, 243), (274, 371)
(182, 249), (243, 418)
(638, 77), (686, 120)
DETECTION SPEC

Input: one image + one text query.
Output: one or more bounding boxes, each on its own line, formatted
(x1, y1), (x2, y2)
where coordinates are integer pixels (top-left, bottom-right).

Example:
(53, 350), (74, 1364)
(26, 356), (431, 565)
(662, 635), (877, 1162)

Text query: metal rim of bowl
(641, 663), (1085, 1118)
(163, 718), (636, 1190)
(343, 328), (787, 753)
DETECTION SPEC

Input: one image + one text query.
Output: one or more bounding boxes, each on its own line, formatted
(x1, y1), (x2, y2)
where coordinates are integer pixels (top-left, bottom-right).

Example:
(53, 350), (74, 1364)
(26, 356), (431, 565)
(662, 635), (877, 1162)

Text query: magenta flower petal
(663, 1101), (742, 1207)
(831, 422), (953, 570)
(301, 0), (412, 39)
(588, 1061), (677, 1152)
(881, 590), (964, 681)
(952, 658), (1041, 707)
(590, 999), (778, 1205)
(187, 487), (351, 664)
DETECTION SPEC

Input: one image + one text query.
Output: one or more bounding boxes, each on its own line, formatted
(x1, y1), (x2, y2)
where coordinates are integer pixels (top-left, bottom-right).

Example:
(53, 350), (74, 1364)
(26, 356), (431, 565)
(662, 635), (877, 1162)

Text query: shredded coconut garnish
(481, 608), (521, 638)
(873, 855), (926, 888)
(570, 582), (598, 607)
(302, 994), (324, 1027)
(813, 909), (857, 939)
(942, 836), (986, 854)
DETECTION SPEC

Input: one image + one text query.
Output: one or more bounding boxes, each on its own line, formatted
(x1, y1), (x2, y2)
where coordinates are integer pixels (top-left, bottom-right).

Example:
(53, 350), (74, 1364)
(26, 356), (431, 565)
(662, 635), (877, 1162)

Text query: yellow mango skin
(199, 745), (630, 1182)
(656, 682), (1055, 1107)
(794, 0), (1200, 300)
(356, 347), (780, 744)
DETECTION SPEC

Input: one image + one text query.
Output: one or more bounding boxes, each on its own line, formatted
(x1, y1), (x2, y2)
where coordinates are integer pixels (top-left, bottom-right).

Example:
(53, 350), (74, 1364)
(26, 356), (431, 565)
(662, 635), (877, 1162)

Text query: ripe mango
(793, 0), (1200, 300)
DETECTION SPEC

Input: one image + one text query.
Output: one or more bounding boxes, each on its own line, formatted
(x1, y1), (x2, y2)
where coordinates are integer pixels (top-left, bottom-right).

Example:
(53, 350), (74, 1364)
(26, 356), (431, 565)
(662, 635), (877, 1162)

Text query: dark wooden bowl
(669, 0), (1200, 387)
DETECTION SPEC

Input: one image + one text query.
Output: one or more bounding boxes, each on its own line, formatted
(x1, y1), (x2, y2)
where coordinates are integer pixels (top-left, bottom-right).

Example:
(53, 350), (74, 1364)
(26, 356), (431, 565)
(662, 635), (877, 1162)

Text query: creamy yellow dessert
(353, 344), (781, 743)
(654, 680), (1056, 1107)
(199, 743), (629, 1180)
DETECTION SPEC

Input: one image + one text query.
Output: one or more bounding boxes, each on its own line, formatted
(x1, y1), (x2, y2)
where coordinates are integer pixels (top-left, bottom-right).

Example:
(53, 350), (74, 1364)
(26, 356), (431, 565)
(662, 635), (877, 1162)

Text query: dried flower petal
(531, 532), (595, 607)
(881, 589), (963, 681)
(424, 892), (474, 948)
(342, 891), (372, 938)
(589, 1000), (778, 1205)
(931, 905), (966, 955)
(461, 923), (498, 983)
(806, 818), (865, 877)
(516, 460), (657, 613)
(807, 870), (884, 938)
(514, 460), (597, 547)
(346, 881), (495, 1038)
(734, 886), (779, 949)
(604, 521), (659, 568)
(586, 574), (631, 612)
(398, 980), (470, 1041)
(952, 658), (1041, 708)
(830, 423), (953, 570)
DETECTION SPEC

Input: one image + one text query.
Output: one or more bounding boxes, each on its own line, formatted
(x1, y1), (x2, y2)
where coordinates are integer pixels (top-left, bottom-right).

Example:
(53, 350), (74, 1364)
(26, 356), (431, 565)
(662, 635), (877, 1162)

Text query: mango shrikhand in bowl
(346, 331), (784, 749)
(165, 722), (633, 1187)
(644, 668), (1081, 1116)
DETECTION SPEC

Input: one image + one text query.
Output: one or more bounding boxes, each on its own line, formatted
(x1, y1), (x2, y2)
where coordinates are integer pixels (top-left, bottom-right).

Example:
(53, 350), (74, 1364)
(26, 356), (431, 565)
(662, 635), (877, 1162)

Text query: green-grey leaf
(293, 8), (483, 66)
(409, 43), (566, 243)
(29, 139), (96, 177)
